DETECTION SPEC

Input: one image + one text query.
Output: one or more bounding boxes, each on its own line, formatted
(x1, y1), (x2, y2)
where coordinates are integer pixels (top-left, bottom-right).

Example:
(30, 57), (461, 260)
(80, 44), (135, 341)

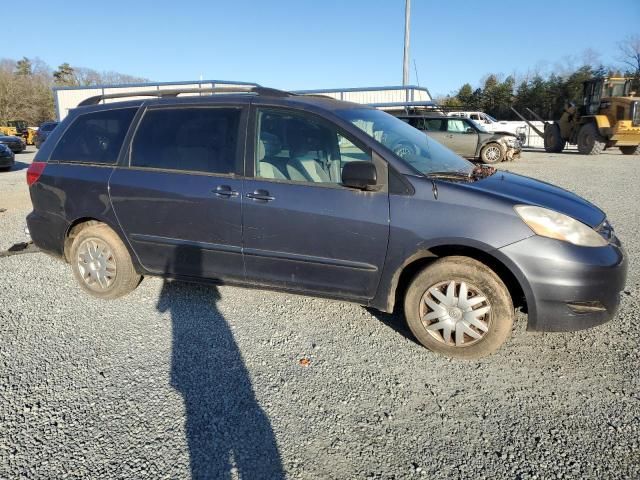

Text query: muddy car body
(25, 86), (626, 359)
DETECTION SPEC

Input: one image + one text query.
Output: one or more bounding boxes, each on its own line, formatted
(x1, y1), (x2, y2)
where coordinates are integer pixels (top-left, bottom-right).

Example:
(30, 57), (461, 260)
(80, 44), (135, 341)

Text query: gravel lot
(1, 148), (639, 479)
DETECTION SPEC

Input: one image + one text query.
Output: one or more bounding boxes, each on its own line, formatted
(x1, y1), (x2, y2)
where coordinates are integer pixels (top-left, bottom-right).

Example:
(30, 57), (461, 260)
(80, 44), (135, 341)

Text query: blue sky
(12, 0), (640, 96)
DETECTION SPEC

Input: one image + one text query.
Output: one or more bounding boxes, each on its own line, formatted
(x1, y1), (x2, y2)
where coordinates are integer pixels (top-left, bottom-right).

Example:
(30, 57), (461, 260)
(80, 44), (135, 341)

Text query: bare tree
(618, 35), (640, 75)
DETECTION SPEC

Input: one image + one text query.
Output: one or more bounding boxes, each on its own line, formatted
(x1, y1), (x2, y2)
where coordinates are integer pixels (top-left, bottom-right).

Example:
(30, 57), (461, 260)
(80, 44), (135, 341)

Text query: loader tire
(543, 123), (565, 153)
(577, 123), (606, 155)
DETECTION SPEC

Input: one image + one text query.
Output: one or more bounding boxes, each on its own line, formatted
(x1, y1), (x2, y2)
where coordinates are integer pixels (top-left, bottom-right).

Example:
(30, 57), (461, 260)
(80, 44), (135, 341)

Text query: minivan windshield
(336, 108), (474, 176)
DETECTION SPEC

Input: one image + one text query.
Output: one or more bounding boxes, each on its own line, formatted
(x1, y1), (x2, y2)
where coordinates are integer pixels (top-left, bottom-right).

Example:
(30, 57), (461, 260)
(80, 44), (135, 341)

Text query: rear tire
(404, 256), (514, 359)
(543, 123), (565, 153)
(69, 223), (141, 299)
(480, 142), (504, 164)
(577, 123), (606, 155)
(620, 145), (640, 155)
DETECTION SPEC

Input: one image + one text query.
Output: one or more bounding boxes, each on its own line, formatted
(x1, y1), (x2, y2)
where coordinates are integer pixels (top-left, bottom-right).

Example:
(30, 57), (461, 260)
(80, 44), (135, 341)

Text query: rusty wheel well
(392, 245), (527, 314)
(63, 218), (101, 262)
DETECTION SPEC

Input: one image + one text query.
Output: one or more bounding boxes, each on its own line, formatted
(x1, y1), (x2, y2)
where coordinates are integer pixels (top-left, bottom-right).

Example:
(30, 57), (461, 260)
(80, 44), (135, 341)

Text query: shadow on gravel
(8, 160), (31, 172)
(366, 307), (421, 346)
(157, 245), (284, 480)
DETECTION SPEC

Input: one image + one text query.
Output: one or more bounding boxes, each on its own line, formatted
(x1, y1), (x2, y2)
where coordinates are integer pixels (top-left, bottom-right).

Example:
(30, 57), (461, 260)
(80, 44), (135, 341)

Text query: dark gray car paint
(26, 93), (627, 334)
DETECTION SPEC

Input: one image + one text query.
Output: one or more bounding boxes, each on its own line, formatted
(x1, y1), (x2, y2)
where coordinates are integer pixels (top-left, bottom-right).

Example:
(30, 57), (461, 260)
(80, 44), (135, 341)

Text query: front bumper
(498, 235), (627, 332)
(505, 146), (521, 161)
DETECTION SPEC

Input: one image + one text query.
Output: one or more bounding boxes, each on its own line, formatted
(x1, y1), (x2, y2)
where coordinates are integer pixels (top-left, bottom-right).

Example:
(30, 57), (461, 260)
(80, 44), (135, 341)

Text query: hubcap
(77, 238), (116, 290)
(419, 280), (491, 347)
(485, 146), (501, 162)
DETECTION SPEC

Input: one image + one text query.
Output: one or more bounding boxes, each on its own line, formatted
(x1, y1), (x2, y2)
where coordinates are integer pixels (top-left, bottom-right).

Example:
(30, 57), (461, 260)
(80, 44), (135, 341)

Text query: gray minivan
(26, 86), (627, 358)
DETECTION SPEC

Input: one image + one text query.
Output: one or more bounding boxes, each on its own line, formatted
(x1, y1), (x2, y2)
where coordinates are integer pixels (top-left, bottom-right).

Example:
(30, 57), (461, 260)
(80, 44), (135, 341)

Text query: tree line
(437, 36), (640, 121)
(0, 57), (147, 126)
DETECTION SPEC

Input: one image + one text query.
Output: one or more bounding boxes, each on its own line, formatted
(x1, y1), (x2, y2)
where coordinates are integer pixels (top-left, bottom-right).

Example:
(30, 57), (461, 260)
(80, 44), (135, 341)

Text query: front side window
(336, 108), (473, 175)
(131, 107), (240, 174)
(447, 119), (468, 133)
(51, 108), (137, 164)
(255, 109), (371, 184)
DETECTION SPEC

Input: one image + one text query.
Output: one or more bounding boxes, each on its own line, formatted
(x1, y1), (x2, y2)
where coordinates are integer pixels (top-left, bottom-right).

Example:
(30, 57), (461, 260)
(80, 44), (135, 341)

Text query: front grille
(633, 101), (640, 126)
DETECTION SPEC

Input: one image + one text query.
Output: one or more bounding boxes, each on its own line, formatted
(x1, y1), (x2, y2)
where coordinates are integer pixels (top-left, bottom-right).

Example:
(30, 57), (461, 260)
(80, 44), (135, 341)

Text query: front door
(242, 107), (390, 301)
(109, 105), (246, 281)
(445, 118), (478, 158)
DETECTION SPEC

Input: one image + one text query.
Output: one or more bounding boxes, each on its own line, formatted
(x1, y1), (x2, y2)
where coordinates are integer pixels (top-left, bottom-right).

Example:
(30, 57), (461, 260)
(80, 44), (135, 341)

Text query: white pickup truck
(448, 111), (527, 144)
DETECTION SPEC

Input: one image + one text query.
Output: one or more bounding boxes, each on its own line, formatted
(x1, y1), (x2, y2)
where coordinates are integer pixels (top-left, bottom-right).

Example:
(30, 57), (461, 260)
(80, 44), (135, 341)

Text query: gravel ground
(1, 149), (639, 479)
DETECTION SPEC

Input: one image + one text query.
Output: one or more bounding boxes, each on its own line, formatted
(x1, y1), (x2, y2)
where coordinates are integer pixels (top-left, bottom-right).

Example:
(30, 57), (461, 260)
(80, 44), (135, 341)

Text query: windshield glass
(485, 114), (497, 123)
(336, 108), (473, 175)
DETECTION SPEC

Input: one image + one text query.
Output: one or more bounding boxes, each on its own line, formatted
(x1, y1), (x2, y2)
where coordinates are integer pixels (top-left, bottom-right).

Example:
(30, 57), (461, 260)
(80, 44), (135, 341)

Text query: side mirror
(466, 127), (475, 134)
(342, 161), (377, 190)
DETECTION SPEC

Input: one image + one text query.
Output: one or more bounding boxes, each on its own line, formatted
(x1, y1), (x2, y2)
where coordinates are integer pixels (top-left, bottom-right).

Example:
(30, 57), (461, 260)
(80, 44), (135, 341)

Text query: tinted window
(131, 107), (240, 174)
(256, 109), (371, 184)
(423, 119), (444, 131)
(51, 108), (136, 163)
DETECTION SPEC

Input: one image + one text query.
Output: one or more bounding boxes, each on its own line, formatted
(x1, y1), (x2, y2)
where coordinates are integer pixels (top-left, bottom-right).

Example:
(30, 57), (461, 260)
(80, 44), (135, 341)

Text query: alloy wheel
(77, 238), (117, 290)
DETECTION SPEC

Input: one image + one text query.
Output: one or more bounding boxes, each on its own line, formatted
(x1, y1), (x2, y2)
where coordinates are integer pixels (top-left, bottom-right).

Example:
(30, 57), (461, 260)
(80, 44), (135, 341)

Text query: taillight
(26, 162), (47, 186)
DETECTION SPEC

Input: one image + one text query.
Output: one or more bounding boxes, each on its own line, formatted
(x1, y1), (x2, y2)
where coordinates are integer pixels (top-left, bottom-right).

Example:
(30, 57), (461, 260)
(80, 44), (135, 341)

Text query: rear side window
(40, 123), (57, 132)
(51, 108), (137, 164)
(130, 107), (241, 175)
(423, 119), (444, 131)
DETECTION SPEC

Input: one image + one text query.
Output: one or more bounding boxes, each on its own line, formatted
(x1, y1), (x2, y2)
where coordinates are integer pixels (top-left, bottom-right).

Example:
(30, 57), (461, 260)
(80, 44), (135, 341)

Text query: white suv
(448, 111), (526, 143)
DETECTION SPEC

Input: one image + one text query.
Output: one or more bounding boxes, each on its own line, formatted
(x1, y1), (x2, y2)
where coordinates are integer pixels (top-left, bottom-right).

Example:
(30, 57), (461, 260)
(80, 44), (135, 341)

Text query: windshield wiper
(426, 170), (472, 180)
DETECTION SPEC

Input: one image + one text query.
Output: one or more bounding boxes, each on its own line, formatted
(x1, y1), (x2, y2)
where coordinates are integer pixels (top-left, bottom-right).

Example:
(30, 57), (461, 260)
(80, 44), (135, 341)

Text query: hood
(0, 135), (22, 142)
(461, 171), (605, 227)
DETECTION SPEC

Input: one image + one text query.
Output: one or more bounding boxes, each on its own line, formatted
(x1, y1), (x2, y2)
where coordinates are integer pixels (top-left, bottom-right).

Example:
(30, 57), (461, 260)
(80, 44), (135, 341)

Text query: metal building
(53, 80), (433, 120)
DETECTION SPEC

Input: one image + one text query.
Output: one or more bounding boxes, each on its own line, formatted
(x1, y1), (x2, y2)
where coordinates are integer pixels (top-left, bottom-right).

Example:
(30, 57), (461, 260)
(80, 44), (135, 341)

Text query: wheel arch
(63, 216), (141, 272)
(386, 244), (531, 319)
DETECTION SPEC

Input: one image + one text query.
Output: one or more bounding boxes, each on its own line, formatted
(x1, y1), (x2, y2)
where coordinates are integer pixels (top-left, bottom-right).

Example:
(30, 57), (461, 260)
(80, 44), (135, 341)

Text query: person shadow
(157, 245), (284, 479)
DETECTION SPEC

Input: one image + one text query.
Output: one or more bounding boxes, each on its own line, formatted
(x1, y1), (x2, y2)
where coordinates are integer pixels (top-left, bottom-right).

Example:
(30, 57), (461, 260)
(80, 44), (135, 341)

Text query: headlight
(514, 205), (607, 247)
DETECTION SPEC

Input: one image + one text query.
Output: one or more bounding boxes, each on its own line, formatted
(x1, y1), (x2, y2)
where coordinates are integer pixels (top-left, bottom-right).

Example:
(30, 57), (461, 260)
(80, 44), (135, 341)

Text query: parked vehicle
(0, 134), (26, 153)
(399, 115), (521, 163)
(514, 77), (640, 155)
(448, 111), (527, 143)
(34, 122), (59, 149)
(26, 86), (627, 358)
(0, 143), (15, 171)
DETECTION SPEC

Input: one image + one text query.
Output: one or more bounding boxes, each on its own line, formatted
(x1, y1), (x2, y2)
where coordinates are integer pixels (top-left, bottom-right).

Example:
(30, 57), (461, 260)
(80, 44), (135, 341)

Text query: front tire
(480, 142), (504, 164)
(70, 223), (141, 299)
(577, 123), (606, 155)
(620, 145), (640, 155)
(404, 256), (514, 359)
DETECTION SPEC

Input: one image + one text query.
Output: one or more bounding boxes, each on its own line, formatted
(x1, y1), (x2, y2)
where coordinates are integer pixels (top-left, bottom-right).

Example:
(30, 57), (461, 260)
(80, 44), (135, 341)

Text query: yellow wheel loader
(513, 77), (640, 155)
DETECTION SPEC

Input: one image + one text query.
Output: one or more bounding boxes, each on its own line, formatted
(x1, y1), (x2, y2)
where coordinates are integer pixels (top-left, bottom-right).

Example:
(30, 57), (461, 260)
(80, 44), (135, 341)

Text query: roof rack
(77, 86), (293, 107)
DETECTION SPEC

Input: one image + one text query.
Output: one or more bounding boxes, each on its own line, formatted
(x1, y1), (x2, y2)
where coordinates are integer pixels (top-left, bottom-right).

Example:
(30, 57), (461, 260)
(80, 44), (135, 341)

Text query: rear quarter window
(50, 108), (137, 164)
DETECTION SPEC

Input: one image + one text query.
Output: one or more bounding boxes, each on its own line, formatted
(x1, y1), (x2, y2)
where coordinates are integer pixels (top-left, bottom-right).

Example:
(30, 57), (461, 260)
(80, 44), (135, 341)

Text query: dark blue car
(25, 87), (627, 358)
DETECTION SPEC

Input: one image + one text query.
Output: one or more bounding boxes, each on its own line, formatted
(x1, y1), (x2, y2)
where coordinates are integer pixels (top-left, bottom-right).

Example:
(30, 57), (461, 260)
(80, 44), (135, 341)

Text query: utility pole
(402, 0), (411, 85)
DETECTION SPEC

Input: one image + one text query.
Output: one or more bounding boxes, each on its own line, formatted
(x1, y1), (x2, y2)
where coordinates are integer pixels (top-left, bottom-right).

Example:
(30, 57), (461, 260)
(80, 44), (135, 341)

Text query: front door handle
(213, 185), (239, 197)
(246, 189), (275, 202)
